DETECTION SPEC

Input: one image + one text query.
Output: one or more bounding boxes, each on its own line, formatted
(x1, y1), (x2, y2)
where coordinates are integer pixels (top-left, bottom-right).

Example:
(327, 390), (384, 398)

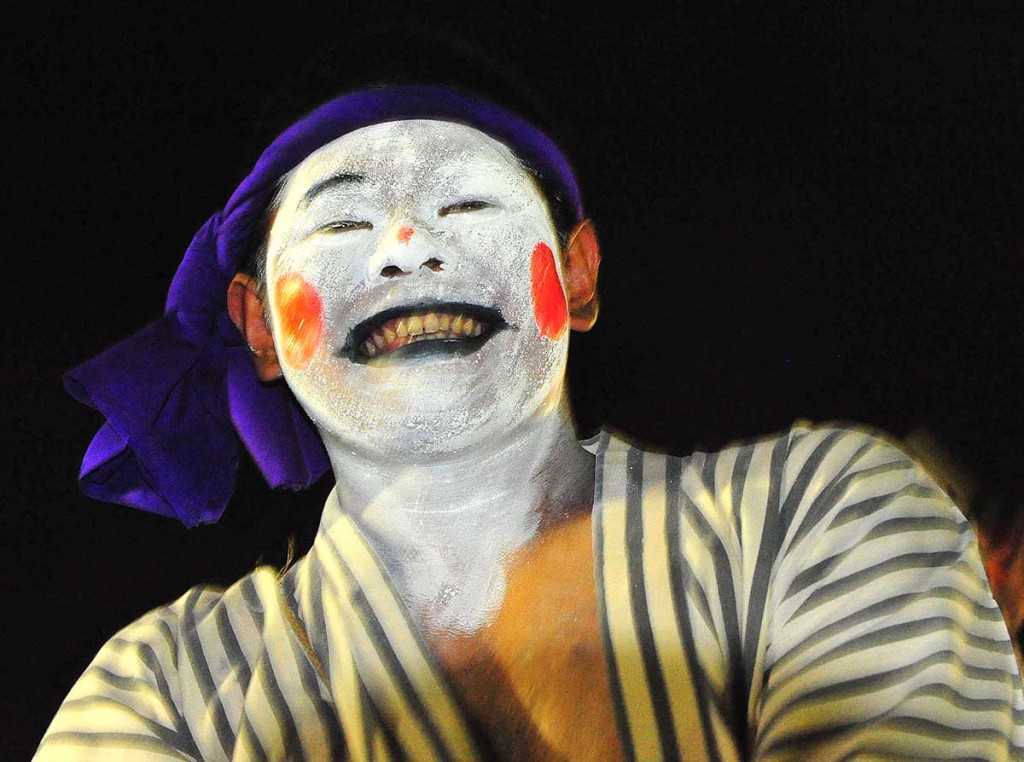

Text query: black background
(6, 3), (1023, 757)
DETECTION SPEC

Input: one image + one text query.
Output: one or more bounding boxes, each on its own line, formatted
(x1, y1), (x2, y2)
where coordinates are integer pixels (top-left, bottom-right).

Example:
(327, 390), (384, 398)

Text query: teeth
(360, 312), (494, 357)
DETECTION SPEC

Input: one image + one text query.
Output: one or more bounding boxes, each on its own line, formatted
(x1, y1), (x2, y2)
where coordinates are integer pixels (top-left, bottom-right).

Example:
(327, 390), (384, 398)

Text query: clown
(231, 118), (601, 641)
(37, 86), (1024, 760)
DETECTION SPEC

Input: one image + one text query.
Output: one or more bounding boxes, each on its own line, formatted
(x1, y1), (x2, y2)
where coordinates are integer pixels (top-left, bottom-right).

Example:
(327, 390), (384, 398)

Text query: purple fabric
(65, 85), (584, 527)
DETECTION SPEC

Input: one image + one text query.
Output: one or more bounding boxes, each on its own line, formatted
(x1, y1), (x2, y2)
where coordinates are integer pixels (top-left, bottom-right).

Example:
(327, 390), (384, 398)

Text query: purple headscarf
(64, 85), (584, 527)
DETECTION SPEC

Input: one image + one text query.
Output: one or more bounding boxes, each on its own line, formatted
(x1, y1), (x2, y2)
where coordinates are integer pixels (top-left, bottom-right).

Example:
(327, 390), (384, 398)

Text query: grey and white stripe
(591, 425), (1024, 761)
(37, 424), (1024, 760)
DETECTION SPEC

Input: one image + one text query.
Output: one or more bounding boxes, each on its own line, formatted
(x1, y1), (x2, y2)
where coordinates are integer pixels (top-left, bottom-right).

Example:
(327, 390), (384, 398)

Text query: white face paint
(266, 120), (570, 459)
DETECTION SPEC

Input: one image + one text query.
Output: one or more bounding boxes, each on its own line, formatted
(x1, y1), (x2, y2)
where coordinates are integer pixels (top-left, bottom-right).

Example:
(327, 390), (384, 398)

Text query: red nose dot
(274, 273), (324, 369)
(397, 226), (414, 244)
(530, 242), (568, 340)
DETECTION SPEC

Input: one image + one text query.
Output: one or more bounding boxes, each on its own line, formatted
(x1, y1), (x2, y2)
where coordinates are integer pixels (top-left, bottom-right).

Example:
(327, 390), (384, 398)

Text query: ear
(563, 219), (601, 332)
(227, 274), (283, 381)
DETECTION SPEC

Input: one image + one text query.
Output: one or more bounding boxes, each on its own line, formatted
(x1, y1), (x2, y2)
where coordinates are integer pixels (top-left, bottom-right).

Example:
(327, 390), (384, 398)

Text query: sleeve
(750, 425), (1024, 760)
(33, 591), (219, 762)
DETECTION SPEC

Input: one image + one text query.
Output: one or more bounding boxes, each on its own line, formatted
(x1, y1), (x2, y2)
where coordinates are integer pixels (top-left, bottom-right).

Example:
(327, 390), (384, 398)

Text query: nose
(367, 221), (446, 280)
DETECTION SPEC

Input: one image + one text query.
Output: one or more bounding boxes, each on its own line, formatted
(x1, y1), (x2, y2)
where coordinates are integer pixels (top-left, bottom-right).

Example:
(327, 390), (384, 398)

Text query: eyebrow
(299, 172), (366, 208)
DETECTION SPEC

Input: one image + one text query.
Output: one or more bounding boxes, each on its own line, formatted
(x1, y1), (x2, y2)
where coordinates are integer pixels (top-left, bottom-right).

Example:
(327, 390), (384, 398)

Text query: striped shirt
(36, 424), (1024, 760)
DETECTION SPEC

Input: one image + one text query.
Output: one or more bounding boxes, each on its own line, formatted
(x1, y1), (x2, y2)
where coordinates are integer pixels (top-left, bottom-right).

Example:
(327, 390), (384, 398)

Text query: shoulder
(741, 421), (980, 591)
(714, 419), (927, 490)
(594, 425), (1022, 756)
(601, 421), (979, 611)
(738, 428), (1024, 757)
(604, 420), (952, 545)
(109, 565), (286, 664)
(592, 421), (958, 553)
(688, 420), (961, 541)
(767, 421), (969, 558)
(36, 567), (287, 760)
(600, 419), (926, 487)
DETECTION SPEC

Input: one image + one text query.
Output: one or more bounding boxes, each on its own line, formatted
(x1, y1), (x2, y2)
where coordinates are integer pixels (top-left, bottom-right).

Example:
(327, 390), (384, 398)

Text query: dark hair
(239, 26), (579, 289)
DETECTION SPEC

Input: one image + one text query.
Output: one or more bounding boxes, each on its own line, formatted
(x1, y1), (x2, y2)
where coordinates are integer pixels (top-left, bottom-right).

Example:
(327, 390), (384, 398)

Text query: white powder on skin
(266, 121), (593, 634)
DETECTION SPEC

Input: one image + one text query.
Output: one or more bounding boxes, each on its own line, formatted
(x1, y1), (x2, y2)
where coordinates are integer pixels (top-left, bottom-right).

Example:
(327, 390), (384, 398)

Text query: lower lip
(356, 329), (499, 365)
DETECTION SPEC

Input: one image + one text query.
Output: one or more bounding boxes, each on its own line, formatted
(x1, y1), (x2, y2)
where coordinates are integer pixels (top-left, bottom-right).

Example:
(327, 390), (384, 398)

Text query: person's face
(264, 120), (570, 458)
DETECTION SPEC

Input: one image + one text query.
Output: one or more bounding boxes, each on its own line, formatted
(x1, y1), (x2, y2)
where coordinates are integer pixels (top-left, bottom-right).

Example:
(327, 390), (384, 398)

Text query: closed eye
(438, 200), (493, 216)
(317, 220), (374, 234)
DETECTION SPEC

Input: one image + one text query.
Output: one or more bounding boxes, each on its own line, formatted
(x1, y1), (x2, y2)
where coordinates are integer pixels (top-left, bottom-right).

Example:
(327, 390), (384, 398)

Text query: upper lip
(339, 301), (508, 360)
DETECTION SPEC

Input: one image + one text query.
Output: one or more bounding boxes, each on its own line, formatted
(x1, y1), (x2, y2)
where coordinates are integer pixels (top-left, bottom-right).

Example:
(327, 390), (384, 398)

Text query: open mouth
(342, 302), (507, 362)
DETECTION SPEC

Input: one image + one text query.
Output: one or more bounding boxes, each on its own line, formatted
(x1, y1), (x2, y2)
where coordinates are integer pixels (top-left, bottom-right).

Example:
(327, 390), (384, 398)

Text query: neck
(319, 396), (595, 637)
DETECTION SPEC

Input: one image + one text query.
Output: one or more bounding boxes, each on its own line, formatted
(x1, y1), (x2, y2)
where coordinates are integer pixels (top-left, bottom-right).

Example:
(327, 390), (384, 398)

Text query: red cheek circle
(530, 242), (568, 341)
(274, 274), (324, 369)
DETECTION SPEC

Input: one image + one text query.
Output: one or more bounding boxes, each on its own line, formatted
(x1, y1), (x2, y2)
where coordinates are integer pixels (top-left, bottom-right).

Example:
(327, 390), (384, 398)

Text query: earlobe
(564, 219), (601, 332)
(227, 274), (283, 381)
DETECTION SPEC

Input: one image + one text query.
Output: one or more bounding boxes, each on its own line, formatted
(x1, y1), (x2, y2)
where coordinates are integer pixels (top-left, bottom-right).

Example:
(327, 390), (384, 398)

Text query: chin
(312, 383), (564, 463)
(289, 336), (569, 460)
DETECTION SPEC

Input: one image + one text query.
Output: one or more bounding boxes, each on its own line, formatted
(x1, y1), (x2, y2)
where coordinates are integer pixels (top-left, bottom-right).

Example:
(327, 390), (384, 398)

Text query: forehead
(278, 119), (536, 204)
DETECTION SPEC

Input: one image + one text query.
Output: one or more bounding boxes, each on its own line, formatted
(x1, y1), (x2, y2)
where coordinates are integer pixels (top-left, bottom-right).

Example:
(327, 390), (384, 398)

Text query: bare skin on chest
(430, 512), (625, 762)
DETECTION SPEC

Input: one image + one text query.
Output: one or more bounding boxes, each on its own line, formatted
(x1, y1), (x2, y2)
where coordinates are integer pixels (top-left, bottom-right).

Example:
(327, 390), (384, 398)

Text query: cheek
(273, 273), (325, 369)
(530, 242), (568, 340)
